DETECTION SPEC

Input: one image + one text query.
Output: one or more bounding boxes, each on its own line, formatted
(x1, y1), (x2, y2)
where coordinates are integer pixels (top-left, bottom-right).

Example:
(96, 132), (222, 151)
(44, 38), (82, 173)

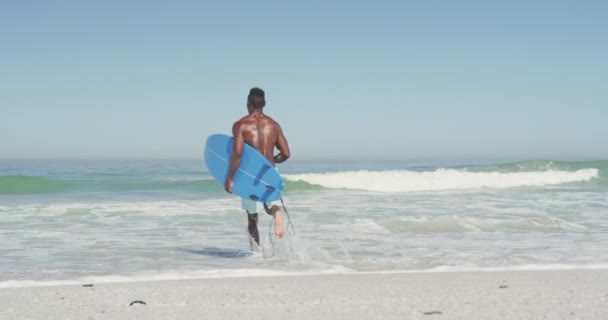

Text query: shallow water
(1, 160), (607, 286)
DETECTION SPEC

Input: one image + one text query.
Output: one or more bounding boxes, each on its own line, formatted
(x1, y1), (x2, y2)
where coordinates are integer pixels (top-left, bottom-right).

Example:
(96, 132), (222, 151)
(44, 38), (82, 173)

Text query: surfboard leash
(280, 197), (296, 236)
(266, 197), (296, 258)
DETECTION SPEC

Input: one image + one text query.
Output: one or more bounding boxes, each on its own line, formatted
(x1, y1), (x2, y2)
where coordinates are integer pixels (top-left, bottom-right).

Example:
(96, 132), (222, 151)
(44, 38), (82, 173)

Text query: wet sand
(1, 269), (607, 320)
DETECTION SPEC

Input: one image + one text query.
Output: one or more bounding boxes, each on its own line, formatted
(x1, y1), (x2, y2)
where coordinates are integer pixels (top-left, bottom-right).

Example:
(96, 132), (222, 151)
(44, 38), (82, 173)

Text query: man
(224, 87), (291, 246)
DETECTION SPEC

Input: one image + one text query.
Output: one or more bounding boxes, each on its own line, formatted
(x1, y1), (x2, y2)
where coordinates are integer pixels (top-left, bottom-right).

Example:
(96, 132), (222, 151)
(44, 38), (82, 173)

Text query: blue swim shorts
(242, 198), (282, 214)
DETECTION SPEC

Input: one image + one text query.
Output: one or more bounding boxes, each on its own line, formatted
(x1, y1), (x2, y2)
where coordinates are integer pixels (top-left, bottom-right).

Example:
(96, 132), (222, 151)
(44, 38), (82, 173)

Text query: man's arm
(225, 122), (244, 193)
(274, 125), (290, 164)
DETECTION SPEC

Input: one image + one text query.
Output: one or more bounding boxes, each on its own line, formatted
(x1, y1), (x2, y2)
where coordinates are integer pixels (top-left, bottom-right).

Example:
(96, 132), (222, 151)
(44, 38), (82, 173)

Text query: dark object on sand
(130, 300), (147, 306)
(82, 284), (94, 288)
(424, 311), (442, 315)
(500, 285), (509, 289)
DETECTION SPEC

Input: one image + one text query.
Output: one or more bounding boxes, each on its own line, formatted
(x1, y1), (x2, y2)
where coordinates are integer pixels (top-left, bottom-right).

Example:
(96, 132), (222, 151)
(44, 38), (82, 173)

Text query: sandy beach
(1, 269), (606, 320)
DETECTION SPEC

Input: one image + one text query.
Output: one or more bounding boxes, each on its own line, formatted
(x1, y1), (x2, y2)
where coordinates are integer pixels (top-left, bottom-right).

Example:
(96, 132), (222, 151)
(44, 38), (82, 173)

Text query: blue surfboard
(204, 134), (284, 202)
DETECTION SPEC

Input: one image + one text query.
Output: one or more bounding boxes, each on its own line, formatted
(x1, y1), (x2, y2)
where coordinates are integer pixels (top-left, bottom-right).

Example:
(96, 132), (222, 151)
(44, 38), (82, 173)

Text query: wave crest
(283, 168), (599, 192)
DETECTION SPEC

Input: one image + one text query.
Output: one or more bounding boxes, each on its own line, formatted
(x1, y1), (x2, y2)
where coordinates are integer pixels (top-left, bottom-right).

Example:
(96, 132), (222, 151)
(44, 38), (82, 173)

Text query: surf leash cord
(265, 197), (296, 257)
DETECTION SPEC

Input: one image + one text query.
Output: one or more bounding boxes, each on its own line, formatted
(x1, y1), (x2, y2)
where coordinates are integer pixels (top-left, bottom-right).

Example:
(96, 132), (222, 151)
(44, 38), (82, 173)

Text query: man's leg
(242, 199), (261, 247)
(268, 205), (285, 239)
(246, 212), (260, 245)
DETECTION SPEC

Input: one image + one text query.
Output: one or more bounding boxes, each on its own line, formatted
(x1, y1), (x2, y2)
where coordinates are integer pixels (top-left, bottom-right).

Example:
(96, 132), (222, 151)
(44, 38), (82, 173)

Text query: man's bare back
(233, 114), (287, 165)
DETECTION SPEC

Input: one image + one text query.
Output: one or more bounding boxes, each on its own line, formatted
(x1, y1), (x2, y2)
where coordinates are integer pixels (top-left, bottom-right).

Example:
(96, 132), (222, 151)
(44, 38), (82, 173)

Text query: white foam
(352, 219), (391, 234)
(0, 267), (353, 289)
(419, 263), (608, 273)
(4, 198), (240, 217)
(379, 216), (588, 233)
(3, 264), (608, 289)
(284, 169), (599, 192)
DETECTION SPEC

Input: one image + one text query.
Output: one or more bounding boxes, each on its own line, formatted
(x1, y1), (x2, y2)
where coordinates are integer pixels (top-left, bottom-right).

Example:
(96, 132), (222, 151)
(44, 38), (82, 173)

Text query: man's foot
(274, 210), (285, 239)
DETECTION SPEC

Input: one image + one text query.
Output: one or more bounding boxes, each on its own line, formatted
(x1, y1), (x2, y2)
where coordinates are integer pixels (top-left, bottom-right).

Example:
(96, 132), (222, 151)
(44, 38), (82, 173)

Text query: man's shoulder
(263, 115), (280, 126)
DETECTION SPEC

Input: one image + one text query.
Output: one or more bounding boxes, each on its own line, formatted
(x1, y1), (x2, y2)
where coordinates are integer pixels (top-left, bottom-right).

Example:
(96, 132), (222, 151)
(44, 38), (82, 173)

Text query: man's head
(247, 87), (266, 112)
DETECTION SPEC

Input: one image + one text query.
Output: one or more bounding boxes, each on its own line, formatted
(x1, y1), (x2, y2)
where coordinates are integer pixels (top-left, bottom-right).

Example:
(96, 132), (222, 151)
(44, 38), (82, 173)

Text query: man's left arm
(274, 125), (290, 164)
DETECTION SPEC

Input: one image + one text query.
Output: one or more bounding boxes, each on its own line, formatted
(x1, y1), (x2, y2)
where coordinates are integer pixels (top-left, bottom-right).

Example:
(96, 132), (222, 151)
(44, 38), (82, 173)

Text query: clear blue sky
(1, 1), (606, 162)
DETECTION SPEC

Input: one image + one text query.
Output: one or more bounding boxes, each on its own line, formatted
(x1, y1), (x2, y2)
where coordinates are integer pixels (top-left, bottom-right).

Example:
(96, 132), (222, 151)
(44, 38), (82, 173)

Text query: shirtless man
(224, 88), (291, 246)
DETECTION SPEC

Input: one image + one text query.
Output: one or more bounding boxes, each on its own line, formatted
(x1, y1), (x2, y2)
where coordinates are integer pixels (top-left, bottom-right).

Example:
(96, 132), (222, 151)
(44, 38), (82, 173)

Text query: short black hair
(248, 87), (266, 108)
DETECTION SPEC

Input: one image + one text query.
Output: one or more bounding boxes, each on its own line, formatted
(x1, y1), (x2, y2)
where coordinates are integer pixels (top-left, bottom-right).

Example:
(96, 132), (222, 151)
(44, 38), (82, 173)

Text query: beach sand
(1, 269), (607, 320)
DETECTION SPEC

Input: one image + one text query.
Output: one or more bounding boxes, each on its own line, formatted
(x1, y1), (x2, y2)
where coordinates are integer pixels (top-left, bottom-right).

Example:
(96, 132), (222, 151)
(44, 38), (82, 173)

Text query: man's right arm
(225, 121), (244, 193)
(274, 125), (290, 164)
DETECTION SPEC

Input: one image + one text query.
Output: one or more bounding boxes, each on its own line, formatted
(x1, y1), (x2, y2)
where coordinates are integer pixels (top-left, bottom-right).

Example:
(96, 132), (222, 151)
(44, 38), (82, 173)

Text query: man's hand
(224, 178), (234, 193)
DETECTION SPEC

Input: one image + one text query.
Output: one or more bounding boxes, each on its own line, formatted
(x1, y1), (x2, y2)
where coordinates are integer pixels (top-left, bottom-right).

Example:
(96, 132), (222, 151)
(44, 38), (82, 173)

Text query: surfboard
(204, 134), (284, 202)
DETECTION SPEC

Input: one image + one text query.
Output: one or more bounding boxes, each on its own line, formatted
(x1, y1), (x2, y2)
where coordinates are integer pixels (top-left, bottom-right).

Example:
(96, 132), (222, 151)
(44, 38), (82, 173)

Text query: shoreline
(1, 269), (607, 319)
(3, 264), (608, 289)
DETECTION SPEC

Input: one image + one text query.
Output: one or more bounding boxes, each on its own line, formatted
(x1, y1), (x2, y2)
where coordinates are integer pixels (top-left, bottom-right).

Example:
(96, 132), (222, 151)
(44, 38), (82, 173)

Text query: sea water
(1, 160), (607, 287)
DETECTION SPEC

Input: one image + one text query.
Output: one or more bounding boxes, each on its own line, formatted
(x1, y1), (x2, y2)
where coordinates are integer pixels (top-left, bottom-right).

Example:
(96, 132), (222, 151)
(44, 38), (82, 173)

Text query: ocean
(1, 160), (607, 287)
